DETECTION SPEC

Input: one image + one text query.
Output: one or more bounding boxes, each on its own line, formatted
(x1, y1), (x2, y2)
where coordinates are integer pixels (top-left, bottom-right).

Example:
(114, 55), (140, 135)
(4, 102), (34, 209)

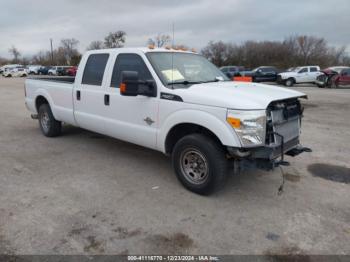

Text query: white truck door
(103, 53), (158, 149)
(296, 67), (309, 83)
(73, 53), (110, 134)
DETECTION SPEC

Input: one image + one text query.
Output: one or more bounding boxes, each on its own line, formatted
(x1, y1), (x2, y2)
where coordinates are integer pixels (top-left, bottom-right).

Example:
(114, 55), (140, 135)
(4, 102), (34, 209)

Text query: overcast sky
(0, 0), (349, 58)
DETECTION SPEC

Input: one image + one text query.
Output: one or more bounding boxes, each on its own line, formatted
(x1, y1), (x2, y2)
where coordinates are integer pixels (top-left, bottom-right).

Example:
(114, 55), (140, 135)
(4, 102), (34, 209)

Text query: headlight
(227, 110), (266, 146)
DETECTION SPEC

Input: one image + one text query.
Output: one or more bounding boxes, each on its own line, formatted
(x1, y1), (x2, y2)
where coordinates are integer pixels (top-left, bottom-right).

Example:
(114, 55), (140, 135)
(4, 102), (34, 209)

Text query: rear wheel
(38, 104), (61, 137)
(172, 134), (228, 195)
(285, 78), (295, 87)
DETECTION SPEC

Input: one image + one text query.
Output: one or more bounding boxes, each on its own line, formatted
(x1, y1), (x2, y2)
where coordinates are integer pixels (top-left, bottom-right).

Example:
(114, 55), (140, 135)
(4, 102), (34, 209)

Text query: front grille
(266, 99), (302, 146)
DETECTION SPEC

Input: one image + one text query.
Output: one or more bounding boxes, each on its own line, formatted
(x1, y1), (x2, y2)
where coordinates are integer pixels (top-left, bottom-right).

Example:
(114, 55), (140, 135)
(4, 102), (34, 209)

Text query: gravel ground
(0, 77), (349, 256)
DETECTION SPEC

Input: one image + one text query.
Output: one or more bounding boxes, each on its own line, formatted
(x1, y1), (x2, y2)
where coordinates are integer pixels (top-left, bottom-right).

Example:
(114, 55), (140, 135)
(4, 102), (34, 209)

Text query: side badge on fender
(144, 117), (155, 126)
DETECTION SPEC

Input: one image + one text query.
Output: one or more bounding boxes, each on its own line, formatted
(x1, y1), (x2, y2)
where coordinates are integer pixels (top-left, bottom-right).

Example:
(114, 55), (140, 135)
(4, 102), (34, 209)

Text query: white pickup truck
(25, 47), (310, 195)
(277, 66), (322, 87)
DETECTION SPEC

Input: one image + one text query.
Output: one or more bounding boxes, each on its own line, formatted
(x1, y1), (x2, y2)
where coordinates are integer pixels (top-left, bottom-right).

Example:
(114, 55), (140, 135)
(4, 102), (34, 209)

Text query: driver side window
(110, 54), (153, 88)
(299, 68), (308, 73)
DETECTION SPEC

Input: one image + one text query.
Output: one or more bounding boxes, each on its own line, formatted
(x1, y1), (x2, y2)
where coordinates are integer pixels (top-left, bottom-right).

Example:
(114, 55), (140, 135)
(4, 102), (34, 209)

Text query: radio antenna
(171, 22), (175, 89)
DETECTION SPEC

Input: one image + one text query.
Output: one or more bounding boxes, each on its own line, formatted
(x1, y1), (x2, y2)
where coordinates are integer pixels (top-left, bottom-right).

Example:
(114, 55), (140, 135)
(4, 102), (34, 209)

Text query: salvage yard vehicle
(242, 66), (279, 82)
(0, 64), (22, 75)
(38, 66), (52, 75)
(315, 66), (350, 88)
(220, 66), (245, 79)
(48, 66), (70, 76)
(24, 48), (310, 195)
(28, 65), (42, 75)
(3, 67), (28, 77)
(277, 66), (321, 87)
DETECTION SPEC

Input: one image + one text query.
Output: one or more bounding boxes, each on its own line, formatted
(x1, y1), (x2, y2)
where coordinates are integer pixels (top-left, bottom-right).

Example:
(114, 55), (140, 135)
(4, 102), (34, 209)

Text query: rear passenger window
(82, 54), (109, 86)
(310, 67), (318, 72)
(342, 69), (350, 75)
(110, 54), (153, 88)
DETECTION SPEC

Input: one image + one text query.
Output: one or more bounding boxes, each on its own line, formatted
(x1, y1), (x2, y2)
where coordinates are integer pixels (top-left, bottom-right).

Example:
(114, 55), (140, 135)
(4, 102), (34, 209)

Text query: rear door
(73, 53), (110, 134)
(103, 52), (159, 149)
(309, 67), (320, 82)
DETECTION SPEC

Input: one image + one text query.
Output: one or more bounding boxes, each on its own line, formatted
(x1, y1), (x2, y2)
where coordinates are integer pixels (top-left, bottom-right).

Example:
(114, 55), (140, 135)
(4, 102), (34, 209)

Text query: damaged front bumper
(227, 135), (312, 170)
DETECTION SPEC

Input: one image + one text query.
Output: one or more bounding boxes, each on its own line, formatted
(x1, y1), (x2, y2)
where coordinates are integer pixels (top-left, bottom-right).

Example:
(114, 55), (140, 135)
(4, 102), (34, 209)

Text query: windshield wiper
(167, 80), (202, 86)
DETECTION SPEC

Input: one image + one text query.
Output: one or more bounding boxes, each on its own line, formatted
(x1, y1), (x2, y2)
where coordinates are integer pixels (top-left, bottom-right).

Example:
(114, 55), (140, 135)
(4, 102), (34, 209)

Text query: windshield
(146, 52), (229, 88)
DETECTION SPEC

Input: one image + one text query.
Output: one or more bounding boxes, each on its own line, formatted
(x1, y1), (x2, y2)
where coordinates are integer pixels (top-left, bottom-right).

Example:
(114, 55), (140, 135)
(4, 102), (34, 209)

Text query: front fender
(157, 109), (241, 153)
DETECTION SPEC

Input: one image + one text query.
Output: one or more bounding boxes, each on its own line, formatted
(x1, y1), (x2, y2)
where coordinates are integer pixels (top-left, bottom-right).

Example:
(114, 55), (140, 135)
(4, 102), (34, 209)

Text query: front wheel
(285, 78), (294, 87)
(38, 104), (61, 137)
(172, 134), (228, 195)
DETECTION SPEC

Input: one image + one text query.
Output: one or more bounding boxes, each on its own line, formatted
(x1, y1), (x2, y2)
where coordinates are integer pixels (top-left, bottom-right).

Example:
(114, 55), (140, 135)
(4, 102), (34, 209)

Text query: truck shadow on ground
(61, 125), (292, 199)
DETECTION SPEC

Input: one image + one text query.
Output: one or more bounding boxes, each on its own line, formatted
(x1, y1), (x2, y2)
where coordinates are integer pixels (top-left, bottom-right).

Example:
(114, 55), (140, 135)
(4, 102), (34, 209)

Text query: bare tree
(148, 34), (171, 48)
(201, 35), (349, 69)
(104, 31), (126, 48)
(60, 38), (80, 65)
(87, 40), (104, 50)
(8, 46), (21, 63)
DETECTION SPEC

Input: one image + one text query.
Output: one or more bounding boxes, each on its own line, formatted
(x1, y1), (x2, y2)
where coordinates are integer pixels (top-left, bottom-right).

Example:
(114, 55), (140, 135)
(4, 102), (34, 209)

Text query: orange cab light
(233, 76), (252, 82)
(120, 83), (126, 93)
(227, 117), (241, 128)
(191, 48), (197, 53)
(148, 44), (155, 49)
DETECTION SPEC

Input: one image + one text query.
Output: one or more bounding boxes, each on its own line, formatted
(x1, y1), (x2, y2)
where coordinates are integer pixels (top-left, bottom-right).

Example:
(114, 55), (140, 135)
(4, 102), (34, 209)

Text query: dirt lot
(0, 77), (349, 256)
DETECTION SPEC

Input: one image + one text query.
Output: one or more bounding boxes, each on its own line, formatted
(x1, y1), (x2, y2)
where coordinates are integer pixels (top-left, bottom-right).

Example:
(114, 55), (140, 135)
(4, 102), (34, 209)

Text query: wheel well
(287, 77), (295, 82)
(35, 96), (49, 112)
(165, 123), (223, 155)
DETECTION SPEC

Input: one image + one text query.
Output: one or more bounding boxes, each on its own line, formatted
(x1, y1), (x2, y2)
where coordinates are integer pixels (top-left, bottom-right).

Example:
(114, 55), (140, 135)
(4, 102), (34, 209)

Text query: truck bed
(25, 77), (76, 126)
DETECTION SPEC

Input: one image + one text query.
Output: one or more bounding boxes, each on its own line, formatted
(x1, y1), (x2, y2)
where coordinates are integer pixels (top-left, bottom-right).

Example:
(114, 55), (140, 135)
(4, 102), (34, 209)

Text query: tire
(285, 78), (294, 87)
(172, 134), (228, 195)
(48, 72), (53, 76)
(38, 104), (61, 137)
(330, 79), (338, 89)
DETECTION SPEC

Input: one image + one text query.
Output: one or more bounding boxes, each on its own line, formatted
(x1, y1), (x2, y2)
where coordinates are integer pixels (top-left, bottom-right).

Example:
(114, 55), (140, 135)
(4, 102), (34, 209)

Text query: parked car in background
(1, 64), (22, 75)
(220, 66), (245, 78)
(242, 66), (279, 82)
(66, 66), (77, 76)
(277, 66), (321, 87)
(48, 66), (71, 76)
(38, 66), (52, 75)
(3, 67), (28, 77)
(28, 65), (42, 75)
(316, 66), (350, 88)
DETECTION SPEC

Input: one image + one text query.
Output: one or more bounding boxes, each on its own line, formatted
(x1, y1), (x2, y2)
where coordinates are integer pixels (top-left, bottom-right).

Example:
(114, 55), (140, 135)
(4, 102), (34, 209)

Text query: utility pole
(50, 38), (54, 65)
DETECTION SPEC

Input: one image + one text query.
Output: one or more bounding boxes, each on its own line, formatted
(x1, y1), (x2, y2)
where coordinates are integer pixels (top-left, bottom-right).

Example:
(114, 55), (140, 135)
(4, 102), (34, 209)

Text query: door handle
(104, 94), (110, 106)
(76, 90), (81, 101)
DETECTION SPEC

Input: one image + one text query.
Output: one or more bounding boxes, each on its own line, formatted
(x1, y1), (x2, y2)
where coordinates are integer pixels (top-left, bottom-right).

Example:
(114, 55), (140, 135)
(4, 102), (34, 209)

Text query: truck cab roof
(85, 47), (197, 56)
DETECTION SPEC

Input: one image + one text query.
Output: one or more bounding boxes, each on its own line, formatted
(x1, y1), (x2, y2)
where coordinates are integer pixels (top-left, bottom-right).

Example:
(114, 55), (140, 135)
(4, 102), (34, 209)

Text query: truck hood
(173, 81), (306, 110)
(278, 72), (296, 78)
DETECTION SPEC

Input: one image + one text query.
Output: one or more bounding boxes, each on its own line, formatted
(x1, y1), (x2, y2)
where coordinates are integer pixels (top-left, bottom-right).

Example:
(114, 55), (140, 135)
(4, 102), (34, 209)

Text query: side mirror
(120, 71), (139, 96)
(120, 71), (157, 97)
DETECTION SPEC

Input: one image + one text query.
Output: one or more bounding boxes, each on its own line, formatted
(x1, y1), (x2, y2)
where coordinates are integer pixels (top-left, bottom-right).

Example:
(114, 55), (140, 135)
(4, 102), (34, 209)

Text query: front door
(103, 53), (159, 150)
(296, 67), (309, 83)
